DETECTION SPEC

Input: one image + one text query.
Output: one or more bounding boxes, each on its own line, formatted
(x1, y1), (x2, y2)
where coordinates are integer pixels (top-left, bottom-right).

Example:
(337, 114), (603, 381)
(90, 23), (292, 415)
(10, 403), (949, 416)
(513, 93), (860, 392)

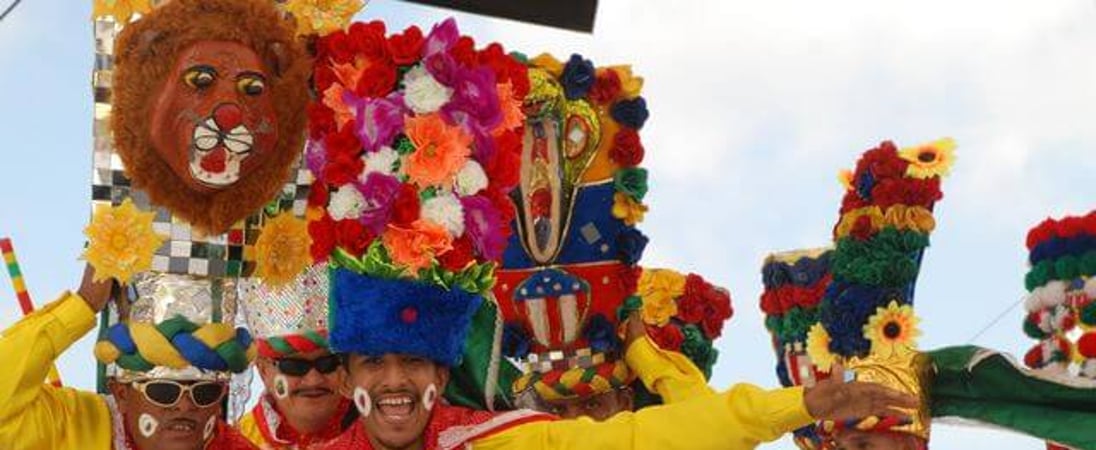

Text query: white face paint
(273, 374), (290, 400)
(422, 383), (438, 412)
(138, 413), (159, 438)
(203, 416), (216, 441)
(353, 386), (372, 418)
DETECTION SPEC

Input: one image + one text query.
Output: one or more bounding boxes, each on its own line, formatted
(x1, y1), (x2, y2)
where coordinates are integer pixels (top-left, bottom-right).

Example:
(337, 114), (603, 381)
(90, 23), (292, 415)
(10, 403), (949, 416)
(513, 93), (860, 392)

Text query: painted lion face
(150, 41), (279, 191)
(111, 0), (309, 235)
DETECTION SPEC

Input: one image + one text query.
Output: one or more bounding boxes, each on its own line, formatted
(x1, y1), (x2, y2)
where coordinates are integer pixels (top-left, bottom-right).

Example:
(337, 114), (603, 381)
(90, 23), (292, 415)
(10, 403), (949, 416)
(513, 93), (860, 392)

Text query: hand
(803, 362), (919, 421)
(623, 311), (646, 349)
(77, 264), (115, 313)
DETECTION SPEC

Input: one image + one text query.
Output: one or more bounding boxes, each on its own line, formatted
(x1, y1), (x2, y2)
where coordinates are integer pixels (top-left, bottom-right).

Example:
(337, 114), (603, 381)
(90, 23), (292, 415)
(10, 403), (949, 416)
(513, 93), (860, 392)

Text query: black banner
(399, 0), (598, 33)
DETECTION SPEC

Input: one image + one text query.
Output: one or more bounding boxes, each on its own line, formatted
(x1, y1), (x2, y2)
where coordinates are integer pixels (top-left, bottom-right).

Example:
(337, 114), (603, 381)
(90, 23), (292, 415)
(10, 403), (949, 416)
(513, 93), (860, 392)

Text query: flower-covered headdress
(760, 248), (833, 449)
(305, 19), (528, 370)
(808, 138), (955, 446)
(493, 54), (732, 405)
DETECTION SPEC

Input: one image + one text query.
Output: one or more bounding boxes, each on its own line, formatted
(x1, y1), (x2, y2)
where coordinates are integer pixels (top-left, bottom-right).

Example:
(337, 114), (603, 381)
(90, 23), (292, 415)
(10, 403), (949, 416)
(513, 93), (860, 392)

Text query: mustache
(166, 417), (198, 428)
(292, 387), (334, 396)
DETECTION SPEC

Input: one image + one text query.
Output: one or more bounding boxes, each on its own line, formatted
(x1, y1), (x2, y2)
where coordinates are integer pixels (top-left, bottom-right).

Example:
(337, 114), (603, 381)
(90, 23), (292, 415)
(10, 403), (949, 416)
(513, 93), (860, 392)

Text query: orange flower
(404, 114), (472, 188)
(493, 82), (525, 136)
(382, 220), (454, 274)
(323, 84), (355, 129)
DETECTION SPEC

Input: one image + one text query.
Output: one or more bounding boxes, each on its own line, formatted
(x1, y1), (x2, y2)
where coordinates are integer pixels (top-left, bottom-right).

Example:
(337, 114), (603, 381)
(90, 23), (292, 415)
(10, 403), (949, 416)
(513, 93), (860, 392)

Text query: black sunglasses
(131, 380), (226, 408)
(275, 354), (342, 376)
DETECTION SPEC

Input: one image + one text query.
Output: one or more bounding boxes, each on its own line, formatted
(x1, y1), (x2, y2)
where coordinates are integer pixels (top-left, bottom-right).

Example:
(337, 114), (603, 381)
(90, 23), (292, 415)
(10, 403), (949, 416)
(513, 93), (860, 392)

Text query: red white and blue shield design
(511, 268), (592, 348)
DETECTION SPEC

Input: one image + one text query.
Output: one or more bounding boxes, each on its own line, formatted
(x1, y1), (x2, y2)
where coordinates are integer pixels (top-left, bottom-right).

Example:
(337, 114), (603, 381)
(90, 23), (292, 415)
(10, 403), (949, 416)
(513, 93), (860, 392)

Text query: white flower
(360, 146), (400, 179)
(1026, 280), (1067, 312)
(421, 192), (465, 237)
(328, 187), (366, 220)
(454, 160), (488, 196)
(1086, 277), (1096, 299)
(403, 65), (452, 115)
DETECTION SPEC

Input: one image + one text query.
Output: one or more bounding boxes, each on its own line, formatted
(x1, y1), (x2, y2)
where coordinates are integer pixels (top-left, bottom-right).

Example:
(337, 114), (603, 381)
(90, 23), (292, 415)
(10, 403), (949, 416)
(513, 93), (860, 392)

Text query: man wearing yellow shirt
(0, 266), (257, 450)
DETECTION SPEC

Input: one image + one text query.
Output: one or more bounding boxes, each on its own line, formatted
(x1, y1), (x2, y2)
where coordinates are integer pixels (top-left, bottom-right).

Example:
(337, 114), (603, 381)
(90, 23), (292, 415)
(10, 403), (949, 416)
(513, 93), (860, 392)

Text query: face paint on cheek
(353, 386), (371, 418)
(138, 413), (159, 438)
(422, 383), (438, 412)
(203, 416), (216, 441)
(273, 374), (289, 400)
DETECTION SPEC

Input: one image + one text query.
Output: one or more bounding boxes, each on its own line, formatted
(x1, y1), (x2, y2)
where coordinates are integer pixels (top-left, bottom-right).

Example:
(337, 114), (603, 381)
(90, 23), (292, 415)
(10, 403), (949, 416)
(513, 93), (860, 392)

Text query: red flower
(680, 274), (733, 339)
(313, 65), (339, 100)
(530, 189), (552, 218)
(317, 30), (353, 64)
(482, 188), (516, 232)
(870, 178), (942, 210)
(307, 102), (336, 140)
(391, 183), (421, 226)
(1026, 218), (1057, 250)
(477, 43), (511, 82)
(850, 215), (875, 241)
(1057, 216), (1087, 239)
(323, 153), (363, 187)
(854, 141), (908, 181)
(307, 182), (329, 209)
(347, 21), (389, 63)
(609, 129), (645, 167)
(355, 62), (398, 98)
(324, 126), (361, 160)
(387, 25), (424, 65)
(507, 60), (530, 99)
(839, 190), (869, 214)
(308, 214), (337, 262)
(614, 266), (642, 298)
(335, 219), (373, 257)
(646, 323), (684, 351)
(450, 36), (477, 67)
(439, 236), (475, 271)
(484, 130), (522, 191)
(589, 69), (623, 105)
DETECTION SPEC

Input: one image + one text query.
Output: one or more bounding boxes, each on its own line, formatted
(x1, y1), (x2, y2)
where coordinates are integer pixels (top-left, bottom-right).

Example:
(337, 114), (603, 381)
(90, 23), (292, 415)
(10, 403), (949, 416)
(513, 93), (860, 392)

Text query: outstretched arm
(0, 266), (116, 449)
(623, 333), (714, 404)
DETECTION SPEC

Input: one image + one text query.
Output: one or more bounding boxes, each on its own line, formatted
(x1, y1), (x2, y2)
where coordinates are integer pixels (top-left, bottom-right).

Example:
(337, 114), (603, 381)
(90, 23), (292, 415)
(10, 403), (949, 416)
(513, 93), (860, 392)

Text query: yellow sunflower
(83, 199), (164, 284)
(899, 137), (956, 179)
(254, 213), (313, 287)
(611, 192), (648, 226)
(637, 269), (686, 326)
(863, 301), (922, 355)
(805, 323), (837, 372)
(92, 0), (151, 24)
(283, 0), (364, 37)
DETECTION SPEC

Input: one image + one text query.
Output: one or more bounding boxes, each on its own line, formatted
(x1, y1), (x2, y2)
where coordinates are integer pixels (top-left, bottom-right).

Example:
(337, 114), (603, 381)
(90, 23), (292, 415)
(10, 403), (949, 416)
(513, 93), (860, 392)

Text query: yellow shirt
(0, 292), (114, 450)
(473, 384), (813, 449)
(624, 335), (715, 404)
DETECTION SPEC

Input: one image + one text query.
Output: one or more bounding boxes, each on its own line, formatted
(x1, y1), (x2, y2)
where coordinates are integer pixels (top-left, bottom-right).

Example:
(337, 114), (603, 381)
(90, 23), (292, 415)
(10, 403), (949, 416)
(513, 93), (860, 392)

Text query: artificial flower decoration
(637, 269), (687, 326)
(863, 301), (921, 355)
(254, 213), (313, 287)
(283, 0), (364, 37)
(83, 199), (165, 283)
(307, 19), (529, 294)
(899, 137), (956, 180)
(611, 192), (648, 226)
(805, 323), (836, 372)
(92, 0), (151, 24)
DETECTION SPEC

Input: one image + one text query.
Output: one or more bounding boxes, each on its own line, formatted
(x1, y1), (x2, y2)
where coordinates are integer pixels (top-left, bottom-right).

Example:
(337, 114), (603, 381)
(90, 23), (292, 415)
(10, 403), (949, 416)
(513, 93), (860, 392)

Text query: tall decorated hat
(303, 18), (530, 405)
(492, 53), (733, 405)
(240, 262), (332, 359)
(806, 138), (956, 447)
(85, 0), (310, 413)
(760, 247), (833, 449)
(1021, 211), (1096, 450)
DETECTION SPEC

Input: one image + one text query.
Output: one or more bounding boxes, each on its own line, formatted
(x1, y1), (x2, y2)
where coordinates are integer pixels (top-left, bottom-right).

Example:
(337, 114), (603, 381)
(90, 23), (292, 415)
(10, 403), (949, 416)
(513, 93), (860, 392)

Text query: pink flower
(343, 92), (406, 153)
(423, 18), (459, 57)
(356, 172), (402, 235)
(460, 195), (506, 261)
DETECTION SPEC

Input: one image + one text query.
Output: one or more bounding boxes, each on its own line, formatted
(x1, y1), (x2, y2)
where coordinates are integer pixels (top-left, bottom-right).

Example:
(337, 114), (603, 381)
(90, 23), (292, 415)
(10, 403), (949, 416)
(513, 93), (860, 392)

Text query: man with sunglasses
(238, 264), (357, 449)
(0, 265), (257, 450)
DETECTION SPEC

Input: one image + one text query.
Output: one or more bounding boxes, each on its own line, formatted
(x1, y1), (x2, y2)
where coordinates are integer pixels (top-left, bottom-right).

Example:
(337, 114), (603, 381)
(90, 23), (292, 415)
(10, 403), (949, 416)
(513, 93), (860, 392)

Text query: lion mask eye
(183, 65), (217, 90)
(236, 73), (266, 96)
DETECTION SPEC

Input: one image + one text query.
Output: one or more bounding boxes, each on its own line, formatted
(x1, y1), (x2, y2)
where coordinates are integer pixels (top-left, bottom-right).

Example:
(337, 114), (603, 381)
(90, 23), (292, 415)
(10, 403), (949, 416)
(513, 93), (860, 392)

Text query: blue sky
(2, 0), (1095, 448)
